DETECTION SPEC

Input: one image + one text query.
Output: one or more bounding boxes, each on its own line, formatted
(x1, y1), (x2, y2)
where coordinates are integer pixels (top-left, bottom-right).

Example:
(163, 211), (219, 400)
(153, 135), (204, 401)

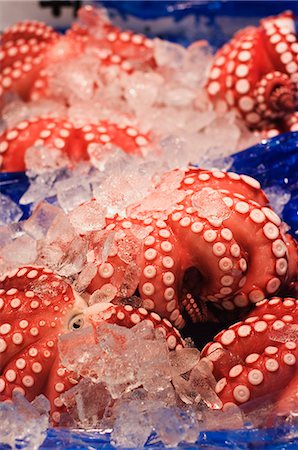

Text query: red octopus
(0, 116), (150, 172)
(0, 6), (153, 103)
(0, 266), (183, 424)
(206, 11), (298, 135)
(84, 167), (297, 329)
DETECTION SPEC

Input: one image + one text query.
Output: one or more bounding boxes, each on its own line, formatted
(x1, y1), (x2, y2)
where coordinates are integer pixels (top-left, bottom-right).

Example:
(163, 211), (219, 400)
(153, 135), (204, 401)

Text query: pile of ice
(58, 321), (244, 448)
(0, 392), (50, 450)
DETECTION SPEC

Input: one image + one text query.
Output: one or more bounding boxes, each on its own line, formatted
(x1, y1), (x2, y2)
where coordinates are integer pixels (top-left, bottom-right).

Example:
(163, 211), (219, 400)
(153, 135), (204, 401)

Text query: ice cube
(264, 186), (291, 216)
(110, 400), (153, 448)
(189, 360), (222, 409)
(59, 326), (102, 380)
(269, 324), (298, 343)
(0, 392), (49, 450)
(57, 182), (92, 213)
(192, 187), (231, 225)
(1, 97), (29, 128)
(24, 145), (70, 173)
(69, 200), (106, 233)
(170, 347), (201, 375)
(150, 406), (200, 446)
(153, 38), (186, 68)
(37, 211), (87, 277)
(23, 201), (61, 240)
(128, 168), (186, 219)
(61, 378), (112, 428)
(198, 402), (244, 431)
(74, 263), (98, 293)
(89, 284), (118, 305)
(122, 71), (163, 112)
(20, 170), (60, 206)
(0, 193), (23, 225)
(1, 232), (37, 273)
(47, 55), (101, 104)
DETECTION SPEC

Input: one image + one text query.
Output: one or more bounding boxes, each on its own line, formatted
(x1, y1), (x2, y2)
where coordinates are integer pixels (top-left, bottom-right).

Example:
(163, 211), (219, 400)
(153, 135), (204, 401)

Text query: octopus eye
(69, 314), (84, 331)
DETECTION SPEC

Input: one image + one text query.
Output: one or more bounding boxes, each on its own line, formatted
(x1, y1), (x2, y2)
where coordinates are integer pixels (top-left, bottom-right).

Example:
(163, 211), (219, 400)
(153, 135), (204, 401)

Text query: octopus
(85, 167), (297, 328)
(0, 266), (184, 424)
(0, 6), (153, 103)
(206, 11), (298, 136)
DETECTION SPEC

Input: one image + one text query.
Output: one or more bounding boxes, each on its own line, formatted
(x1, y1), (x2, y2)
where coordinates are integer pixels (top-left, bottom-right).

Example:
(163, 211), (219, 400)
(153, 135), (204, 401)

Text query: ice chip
(0, 392), (49, 450)
(61, 378), (112, 428)
(264, 185), (291, 216)
(269, 324), (298, 343)
(192, 187), (231, 225)
(0, 193), (23, 225)
(170, 347), (201, 375)
(23, 201), (61, 240)
(89, 284), (118, 305)
(69, 200), (106, 233)
(24, 145), (70, 172)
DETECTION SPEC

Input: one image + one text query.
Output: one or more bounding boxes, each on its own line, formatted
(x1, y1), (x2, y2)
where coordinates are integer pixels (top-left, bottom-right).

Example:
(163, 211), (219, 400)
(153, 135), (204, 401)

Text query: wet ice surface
(58, 321), (246, 447)
(264, 185), (292, 216)
(0, 392), (50, 449)
(0, 193), (23, 225)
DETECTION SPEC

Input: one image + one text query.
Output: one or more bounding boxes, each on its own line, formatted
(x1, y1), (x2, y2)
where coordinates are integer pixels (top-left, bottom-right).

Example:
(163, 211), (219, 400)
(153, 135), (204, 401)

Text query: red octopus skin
(0, 116), (150, 172)
(85, 167), (298, 329)
(206, 11), (298, 134)
(0, 266), (184, 424)
(201, 297), (298, 411)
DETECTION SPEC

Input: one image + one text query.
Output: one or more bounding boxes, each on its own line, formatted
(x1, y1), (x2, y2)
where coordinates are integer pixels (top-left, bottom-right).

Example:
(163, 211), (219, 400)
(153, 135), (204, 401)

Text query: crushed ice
(57, 321), (246, 447)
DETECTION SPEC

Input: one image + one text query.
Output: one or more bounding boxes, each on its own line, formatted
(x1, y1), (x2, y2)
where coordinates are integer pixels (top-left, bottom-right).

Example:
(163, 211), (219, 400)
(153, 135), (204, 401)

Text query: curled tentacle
(206, 10), (298, 134)
(201, 297), (298, 410)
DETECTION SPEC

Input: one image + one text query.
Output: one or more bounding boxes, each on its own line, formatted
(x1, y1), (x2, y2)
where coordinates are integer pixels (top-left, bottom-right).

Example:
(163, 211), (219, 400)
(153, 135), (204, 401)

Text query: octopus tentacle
(0, 116), (150, 171)
(206, 11), (298, 134)
(201, 297), (298, 408)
